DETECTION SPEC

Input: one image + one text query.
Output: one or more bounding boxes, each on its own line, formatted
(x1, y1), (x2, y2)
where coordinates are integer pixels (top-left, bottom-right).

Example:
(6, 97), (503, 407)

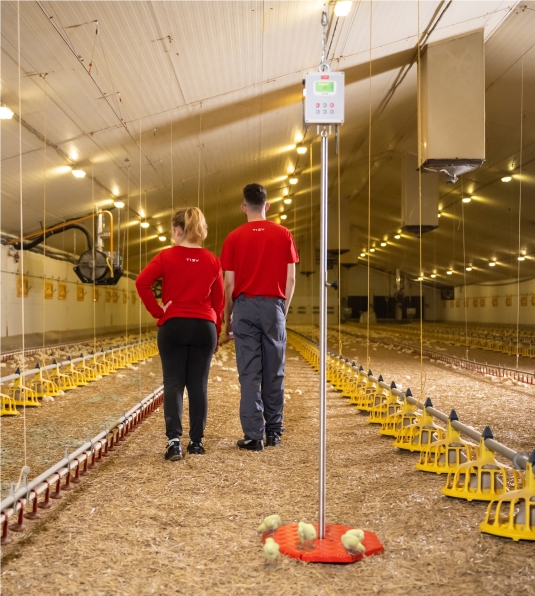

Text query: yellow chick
(258, 514), (282, 534)
(263, 537), (280, 565)
(297, 521), (316, 548)
(345, 528), (365, 542)
(341, 532), (366, 555)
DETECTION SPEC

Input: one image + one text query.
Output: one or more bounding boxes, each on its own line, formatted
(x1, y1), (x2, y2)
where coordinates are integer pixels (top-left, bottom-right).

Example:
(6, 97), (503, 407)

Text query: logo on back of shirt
(252, 228), (265, 232)
(186, 258), (200, 263)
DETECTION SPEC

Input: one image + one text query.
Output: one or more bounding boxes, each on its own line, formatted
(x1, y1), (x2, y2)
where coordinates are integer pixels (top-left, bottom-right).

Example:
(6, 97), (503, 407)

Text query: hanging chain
(320, 6), (329, 71)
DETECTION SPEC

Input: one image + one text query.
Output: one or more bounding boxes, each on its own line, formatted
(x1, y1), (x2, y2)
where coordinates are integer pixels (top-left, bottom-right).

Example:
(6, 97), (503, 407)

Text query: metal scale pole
(318, 127), (329, 539)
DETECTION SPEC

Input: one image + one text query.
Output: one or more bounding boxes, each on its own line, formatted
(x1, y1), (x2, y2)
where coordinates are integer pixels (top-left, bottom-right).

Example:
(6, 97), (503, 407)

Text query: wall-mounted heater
(419, 29), (485, 184)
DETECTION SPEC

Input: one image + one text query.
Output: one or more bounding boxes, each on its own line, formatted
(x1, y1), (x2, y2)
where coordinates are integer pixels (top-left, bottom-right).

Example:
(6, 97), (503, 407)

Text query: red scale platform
(263, 524), (384, 564)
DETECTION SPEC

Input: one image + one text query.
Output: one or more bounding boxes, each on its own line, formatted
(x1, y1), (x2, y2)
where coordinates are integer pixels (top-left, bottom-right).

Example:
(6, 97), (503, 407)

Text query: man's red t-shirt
(135, 246), (224, 336)
(220, 220), (299, 299)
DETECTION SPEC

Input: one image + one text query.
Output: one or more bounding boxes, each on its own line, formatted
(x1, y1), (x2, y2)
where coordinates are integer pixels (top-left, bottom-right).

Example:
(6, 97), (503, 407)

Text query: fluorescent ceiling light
(430, 274), (437, 278)
(159, 235), (166, 241)
(0, 105), (14, 119)
(462, 197), (471, 203)
(72, 169), (86, 178)
(283, 198), (292, 204)
(394, 234), (401, 239)
(289, 177), (298, 185)
(501, 176), (512, 182)
(114, 200), (125, 209)
(297, 146), (307, 155)
(489, 261), (496, 267)
(380, 242), (387, 247)
(140, 221), (150, 229)
(447, 270), (453, 275)
(280, 214), (287, 220)
(334, 1), (352, 17)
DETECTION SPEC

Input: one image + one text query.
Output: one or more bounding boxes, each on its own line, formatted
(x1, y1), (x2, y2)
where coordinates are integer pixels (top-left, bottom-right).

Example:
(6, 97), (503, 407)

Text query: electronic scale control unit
(304, 71), (345, 125)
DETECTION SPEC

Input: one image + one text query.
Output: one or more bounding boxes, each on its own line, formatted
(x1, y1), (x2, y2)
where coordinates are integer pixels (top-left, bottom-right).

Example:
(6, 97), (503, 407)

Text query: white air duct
(419, 29), (485, 184)
(401, 152), (439, 236)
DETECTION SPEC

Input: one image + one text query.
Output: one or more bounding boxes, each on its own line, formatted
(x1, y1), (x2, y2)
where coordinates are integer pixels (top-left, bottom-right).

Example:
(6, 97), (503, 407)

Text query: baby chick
(341, 532), (366, 555)
(345, 528), (365, 542)
(258, 514), (282, 534)
(297, 521), (316, 548)
(263, 537), (280, 565)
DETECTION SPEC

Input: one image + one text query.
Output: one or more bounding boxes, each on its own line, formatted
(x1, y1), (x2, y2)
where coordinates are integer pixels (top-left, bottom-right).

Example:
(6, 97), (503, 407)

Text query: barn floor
(1, 328), (534, 595)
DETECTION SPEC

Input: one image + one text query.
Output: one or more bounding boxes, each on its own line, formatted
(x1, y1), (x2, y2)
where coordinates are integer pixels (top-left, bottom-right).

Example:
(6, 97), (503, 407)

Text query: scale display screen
(304, 71), (344, 124)
(315, 81), (335, 94)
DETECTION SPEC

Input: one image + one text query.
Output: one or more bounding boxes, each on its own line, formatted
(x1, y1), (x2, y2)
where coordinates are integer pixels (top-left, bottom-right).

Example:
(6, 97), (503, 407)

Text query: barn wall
(440, 278), (535, 324)
(1, 245), (153, 349)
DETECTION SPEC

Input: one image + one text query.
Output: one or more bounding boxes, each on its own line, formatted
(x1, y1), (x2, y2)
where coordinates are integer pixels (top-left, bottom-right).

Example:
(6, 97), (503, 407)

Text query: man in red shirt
(220, 183), (298, 451)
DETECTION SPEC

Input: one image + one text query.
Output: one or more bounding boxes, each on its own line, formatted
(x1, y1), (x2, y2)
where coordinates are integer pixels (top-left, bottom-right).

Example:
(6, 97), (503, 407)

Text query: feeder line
(0, 339), (154, 384)
(0, 386), (163, 516)
(289, 329), (531, 471)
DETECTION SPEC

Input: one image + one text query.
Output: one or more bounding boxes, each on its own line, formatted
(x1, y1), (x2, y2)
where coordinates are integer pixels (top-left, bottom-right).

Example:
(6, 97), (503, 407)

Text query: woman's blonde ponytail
(172, 207), (207, 244)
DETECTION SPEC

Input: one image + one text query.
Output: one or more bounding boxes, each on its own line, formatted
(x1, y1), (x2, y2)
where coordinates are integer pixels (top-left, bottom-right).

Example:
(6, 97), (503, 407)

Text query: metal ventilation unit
(74, 249), (122, 286)
(419, 29), (485, 184)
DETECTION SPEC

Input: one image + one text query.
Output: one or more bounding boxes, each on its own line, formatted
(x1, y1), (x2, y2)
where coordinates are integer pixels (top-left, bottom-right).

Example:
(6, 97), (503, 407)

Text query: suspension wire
(366, 1), (372, 371)
(310, 140), (314, 335)
(91, 135), (97, 357)
(17, 0), (28, 468)
(515, 56), (524, 370)
(215, 172), (220, 253)
(197, 102), (202, 208)
(337, 131), (342, 355)
(139, 118), (143, 361)
(42, 74), (48, 351)
(417, 0), (425, 397)
(125, 168), (130, 341)
(461, 176), (469, 360)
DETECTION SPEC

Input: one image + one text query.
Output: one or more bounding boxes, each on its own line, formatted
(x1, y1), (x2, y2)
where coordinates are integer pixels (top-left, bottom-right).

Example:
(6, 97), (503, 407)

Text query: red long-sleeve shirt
(135, 246), (225, 337)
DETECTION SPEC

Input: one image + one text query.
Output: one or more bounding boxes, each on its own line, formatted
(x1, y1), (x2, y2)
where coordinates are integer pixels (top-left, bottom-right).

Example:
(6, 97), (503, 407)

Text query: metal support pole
(318, 128), (329, 539)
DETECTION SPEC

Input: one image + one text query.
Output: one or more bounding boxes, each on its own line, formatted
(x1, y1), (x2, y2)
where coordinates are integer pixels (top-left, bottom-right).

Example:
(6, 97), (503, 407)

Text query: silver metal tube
(0, 386), (163, 513)
(318, 129), (328, 539)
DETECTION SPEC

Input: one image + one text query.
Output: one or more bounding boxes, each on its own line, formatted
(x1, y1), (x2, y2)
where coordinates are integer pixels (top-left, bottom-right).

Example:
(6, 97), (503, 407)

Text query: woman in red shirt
(136, 207), (224, 461)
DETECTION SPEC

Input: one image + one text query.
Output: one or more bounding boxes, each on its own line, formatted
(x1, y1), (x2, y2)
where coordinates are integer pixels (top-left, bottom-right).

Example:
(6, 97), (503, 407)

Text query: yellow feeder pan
(442, 426), (510, 501)
(380, 387), (418, 437)
(480, 450), (535, 541)
(393, 398), (444, 452)
(416, 410), (476, 475)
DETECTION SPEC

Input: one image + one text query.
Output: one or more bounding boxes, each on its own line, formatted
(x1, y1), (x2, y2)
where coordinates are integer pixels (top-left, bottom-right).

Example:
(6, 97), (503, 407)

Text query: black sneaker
(266, 433), (281, 447)
(187, 441), (205, 455)
(165, 439), (183, 461)
(237, 437), (264, 451)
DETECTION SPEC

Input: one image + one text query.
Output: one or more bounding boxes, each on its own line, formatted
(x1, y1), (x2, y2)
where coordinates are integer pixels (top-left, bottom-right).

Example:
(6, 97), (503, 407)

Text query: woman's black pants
(157, 317), (216, 442)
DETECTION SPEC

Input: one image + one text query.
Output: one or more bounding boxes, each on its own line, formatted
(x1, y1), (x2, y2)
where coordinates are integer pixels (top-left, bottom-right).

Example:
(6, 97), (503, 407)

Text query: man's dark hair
(243, 183), (267, 207)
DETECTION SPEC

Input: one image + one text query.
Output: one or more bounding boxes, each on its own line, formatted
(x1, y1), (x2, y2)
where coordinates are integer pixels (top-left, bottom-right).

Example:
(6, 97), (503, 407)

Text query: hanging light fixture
(297, 145), (307, 155)
(159, 235), (166, 242)
(284, 198), (292, 204)
(114, 200), (125, 209)
(501, 176), (512, 182)
(289, 177), (298, 185)
(72, 168), (86, 178)
(140, 220), (150, 229)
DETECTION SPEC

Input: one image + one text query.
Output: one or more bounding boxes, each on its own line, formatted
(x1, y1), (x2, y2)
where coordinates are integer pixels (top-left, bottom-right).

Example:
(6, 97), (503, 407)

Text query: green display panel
(315, 81), (335, 94)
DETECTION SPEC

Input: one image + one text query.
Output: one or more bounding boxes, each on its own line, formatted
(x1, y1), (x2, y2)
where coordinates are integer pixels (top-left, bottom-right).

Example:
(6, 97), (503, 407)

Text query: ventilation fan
(74, 249), (123, 286)
(152, 279), (162, 299)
